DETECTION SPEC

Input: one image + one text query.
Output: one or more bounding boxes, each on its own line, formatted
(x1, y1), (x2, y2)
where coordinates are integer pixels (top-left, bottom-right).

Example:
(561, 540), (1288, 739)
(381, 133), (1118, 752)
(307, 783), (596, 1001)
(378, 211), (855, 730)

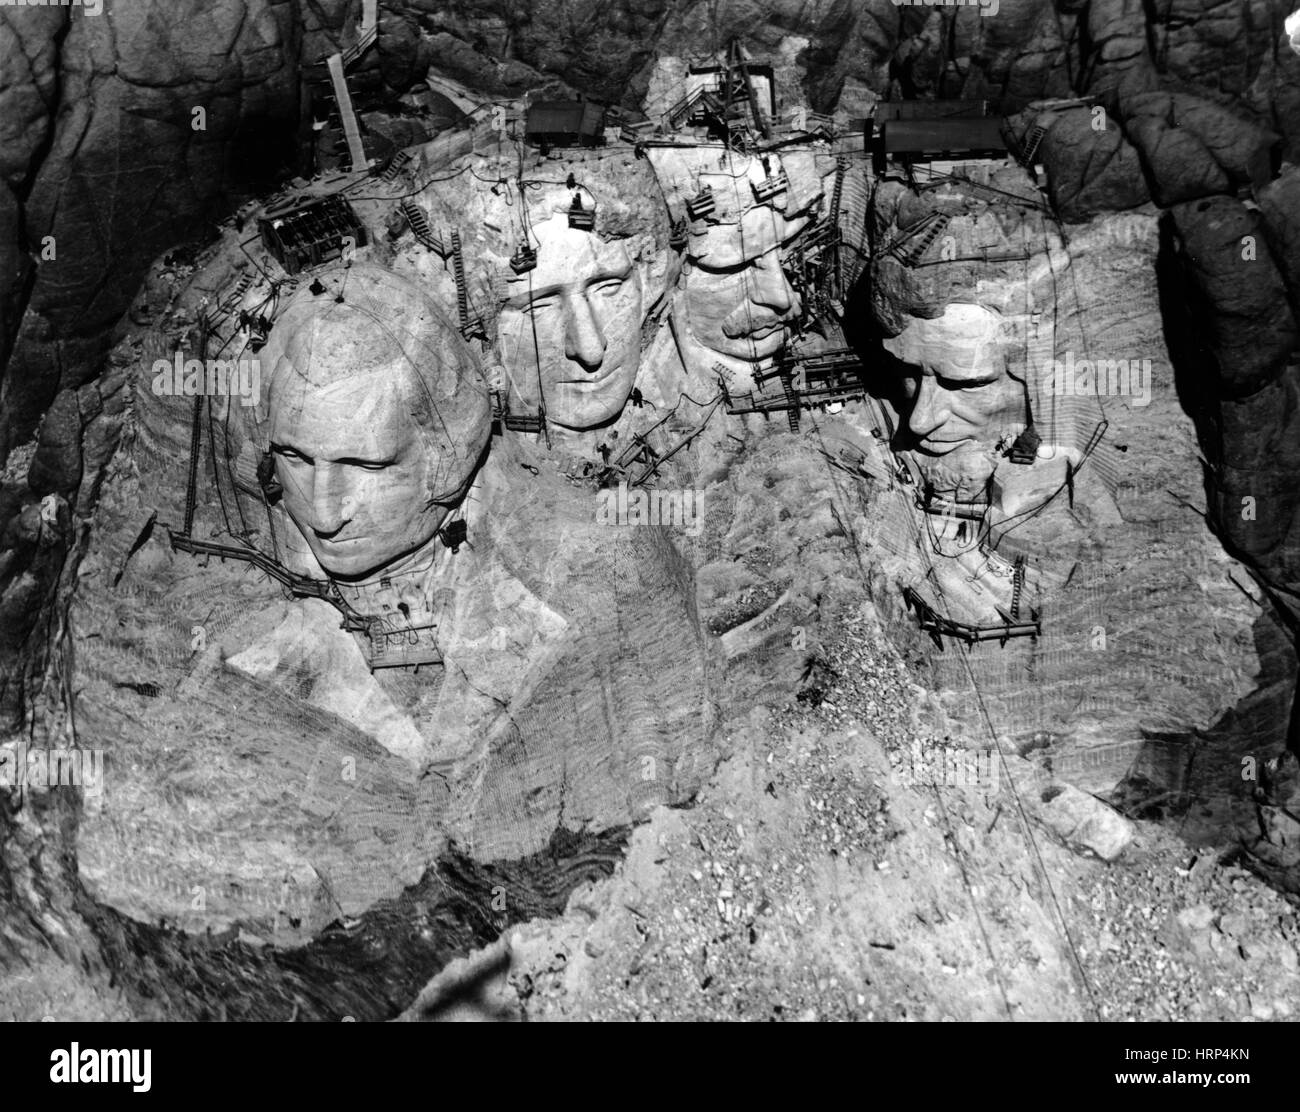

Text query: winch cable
(799, 410), (1016, 1020)
(818, 407), (1101, 1019)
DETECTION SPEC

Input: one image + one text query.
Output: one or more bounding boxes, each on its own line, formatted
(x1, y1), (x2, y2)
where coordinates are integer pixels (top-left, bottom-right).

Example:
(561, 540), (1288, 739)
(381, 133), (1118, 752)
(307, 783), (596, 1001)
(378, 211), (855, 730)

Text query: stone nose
(909, 375), (951, 441)
(564, 290), (607, 372)
(307, 462), (354, 535)
(748, 253), (796, 315)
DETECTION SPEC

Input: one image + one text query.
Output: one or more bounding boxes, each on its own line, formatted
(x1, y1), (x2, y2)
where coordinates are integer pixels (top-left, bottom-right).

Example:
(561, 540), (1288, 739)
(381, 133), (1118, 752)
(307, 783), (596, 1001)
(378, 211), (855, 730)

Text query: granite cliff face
(5, 0), (1297, 464)
(2, 0), (1300, 1021)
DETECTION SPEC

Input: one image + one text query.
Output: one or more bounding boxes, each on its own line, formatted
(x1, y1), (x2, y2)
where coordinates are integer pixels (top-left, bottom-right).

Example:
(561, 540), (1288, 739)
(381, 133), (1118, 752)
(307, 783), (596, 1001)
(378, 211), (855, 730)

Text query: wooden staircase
(342, 0), (378, 68)
(889, 211), (951, 267)
(380, 149), (411, 182)
(400, 200), (445, 255)
(325, 52), (368, 171)
(341, 23), (377, 69)
(450, 229), (485, 341)
(1020, 123), (1048, 164)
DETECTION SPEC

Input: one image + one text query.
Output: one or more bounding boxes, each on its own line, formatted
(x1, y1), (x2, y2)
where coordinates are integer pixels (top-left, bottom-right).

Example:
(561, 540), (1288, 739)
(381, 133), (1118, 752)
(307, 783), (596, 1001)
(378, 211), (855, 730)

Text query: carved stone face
(270, 370), (456, 578)
(682, 204), (804, 362)
(884, 303), (1025, 465)
(496, 212), (643, 431)
(259, 266), (490, 580)
(672, 152), (819, 389)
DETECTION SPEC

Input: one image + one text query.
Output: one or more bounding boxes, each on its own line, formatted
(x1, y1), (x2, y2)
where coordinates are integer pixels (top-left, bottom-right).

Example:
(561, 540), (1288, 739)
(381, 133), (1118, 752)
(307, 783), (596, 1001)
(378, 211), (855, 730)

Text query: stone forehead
(440, 149), (669, 257)
(268, 265), (474, 394)
(257, 264), (490, 470)
(649, 145), (824, 225)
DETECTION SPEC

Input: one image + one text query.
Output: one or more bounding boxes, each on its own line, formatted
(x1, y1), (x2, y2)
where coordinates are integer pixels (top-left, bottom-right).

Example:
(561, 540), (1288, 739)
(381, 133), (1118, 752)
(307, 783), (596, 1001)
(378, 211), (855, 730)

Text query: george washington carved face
(258, 265), (491, 579)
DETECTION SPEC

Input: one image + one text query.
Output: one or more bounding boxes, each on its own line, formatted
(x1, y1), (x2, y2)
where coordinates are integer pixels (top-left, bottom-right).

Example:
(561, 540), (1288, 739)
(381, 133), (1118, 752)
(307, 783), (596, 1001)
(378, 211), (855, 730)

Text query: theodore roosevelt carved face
(653, 147), (823, 392)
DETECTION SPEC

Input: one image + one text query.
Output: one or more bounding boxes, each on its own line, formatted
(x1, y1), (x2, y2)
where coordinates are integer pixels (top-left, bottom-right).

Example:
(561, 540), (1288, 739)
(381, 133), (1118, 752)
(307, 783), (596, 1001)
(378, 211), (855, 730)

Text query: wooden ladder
(1020, 123), (1048, 163)
(450, 230), (485, 340)
(782, 370), (801, 432)
(1010, 555), (1026, 621)
(894, 212), (951, 267)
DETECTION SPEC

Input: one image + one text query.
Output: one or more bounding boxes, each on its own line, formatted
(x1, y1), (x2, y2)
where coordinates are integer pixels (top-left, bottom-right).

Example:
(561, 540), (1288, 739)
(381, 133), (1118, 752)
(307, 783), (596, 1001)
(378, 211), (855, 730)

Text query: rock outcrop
(4, 0), (1300, 1023)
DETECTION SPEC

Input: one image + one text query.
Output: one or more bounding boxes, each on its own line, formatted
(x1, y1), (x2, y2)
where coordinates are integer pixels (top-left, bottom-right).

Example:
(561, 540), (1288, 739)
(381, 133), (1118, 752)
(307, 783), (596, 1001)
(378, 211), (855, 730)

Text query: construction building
(524, 99), (608, 148)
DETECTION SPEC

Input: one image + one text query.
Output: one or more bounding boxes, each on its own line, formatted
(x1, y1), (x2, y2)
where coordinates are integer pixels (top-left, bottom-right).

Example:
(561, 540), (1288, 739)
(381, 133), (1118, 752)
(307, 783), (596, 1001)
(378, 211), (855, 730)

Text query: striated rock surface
(1121, 90), (1276, 205)
(6, 0), (1300, 1023)
(866, 185), (1280, 837)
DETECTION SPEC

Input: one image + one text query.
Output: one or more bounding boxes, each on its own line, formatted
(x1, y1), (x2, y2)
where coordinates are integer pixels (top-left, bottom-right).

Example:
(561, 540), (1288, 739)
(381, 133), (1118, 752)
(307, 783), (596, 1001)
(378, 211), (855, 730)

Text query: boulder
(1120, 90), (1276, 204)
(1168, 196), (1298, 398)
(1257, 168), (1300, 303)
(1037, 107), (1151, 221)
(1038, 783), (1136, 861)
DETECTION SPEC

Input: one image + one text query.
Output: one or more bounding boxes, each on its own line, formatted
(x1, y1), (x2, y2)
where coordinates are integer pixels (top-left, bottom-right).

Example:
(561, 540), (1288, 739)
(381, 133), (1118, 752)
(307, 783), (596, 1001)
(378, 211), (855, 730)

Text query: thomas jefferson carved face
(260, 266), (490, 579)
(420, 155), (671, 433)
(496, 210), (643, 431)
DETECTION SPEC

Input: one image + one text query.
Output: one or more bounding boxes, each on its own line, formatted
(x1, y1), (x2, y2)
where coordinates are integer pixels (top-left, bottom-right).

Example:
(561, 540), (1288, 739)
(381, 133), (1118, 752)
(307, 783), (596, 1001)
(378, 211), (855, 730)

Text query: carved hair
(420, 147), (676, 342)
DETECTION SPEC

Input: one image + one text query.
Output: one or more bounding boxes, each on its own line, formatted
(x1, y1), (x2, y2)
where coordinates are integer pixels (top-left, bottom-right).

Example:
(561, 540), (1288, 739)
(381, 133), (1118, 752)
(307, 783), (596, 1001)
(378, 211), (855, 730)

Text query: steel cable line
(800, 409), (1018, 1019)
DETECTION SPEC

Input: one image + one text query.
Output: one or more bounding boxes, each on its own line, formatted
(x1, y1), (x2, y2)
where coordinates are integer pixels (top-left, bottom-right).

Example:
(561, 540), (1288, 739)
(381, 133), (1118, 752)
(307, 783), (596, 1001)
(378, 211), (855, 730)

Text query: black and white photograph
(0, 0), (1297, 1075)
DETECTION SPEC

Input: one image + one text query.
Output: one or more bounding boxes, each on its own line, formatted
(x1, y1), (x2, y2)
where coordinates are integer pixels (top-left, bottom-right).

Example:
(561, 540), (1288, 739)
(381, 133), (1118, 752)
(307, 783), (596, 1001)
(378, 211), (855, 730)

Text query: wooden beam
(327, 52), (369, 171)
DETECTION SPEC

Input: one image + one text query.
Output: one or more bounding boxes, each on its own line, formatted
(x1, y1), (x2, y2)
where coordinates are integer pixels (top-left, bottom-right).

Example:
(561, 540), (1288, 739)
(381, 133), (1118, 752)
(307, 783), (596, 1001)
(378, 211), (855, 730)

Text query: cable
(852, 354), (1104, 1014)
(345, 161), (474, 201)
(805, 411), (1018, 1019)
(524, 254), (548, 433)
